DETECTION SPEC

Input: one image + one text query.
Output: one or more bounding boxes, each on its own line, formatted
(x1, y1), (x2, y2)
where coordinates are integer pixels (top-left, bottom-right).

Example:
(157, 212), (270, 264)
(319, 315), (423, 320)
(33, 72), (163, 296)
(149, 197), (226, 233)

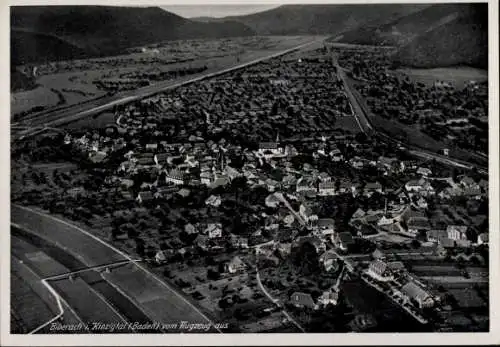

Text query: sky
(161, 5), (279, 18)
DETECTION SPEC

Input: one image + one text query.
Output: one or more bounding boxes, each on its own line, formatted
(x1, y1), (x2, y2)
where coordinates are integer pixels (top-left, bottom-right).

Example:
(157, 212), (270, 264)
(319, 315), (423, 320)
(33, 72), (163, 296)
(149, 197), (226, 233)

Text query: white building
(447, 225), (468, 241)
(165, 170), (185, 185)
(318, 181), (336, 196)
(205, 223), (223, 239)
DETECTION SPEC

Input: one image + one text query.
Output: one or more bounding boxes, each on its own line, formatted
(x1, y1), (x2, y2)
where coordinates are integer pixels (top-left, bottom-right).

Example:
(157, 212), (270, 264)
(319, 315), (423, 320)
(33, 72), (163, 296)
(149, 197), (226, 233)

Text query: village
(11, 46), (489, 332)
(335, 46), (488, 159)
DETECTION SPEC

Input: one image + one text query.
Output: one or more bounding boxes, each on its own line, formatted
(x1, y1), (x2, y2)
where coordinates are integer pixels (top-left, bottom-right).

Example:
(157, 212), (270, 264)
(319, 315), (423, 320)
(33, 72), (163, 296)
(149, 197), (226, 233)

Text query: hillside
(335, 3), (488, 69)
(11, 6), (255, 65)
(336, 4), (467, 46)
(11, 67), (37, 92)
(393, 4), (488, 69)
(204, 4), (430, 36)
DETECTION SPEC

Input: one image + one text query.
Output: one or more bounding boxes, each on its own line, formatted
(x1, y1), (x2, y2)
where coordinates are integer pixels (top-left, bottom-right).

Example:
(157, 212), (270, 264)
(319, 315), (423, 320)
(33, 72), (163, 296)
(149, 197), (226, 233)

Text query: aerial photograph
(9, 2), (491, 335)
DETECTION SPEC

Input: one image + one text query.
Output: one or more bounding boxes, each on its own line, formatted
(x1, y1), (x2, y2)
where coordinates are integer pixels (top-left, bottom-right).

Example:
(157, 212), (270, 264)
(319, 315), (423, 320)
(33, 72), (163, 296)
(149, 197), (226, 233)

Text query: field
(12, 205), (127, 267)
(334, 116), (363, 133)
(64, 112), (116, 130)
(104, 263), (219, 331)
(11, 235), (88, 333)
(341, 279), (430, 332)
(11, 257), (59, 334)
(11, 36), (321, 118)
(11, 206), (221, 332)
(395, 67), (488, 88)
(12, 228), (159, 333)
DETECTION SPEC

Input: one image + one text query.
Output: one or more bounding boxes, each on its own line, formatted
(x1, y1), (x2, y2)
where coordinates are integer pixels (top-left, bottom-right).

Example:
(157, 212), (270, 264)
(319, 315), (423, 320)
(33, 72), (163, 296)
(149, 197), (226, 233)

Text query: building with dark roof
(290, 292), (316, 309)
(367, 260), (393, 281)
(401, 281), (434, 308)
(165, 169), (186, 185)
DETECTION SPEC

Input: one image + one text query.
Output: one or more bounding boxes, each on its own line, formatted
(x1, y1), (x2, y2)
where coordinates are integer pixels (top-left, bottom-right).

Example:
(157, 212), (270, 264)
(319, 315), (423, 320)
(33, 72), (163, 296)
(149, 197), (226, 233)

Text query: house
(165, 170), (186, 185)
(477, 233), (488, 245)
(225, 166), (242, 181)
(205, 223), (223, 239)
(281, 175), (297, 189)
(367, 260), (393, 281)
(205, 195), (222, 207)
(377, 215), (394, 226)
(290, 292), (317, 309)
(460, 176), (477, 188)
(351, 208), (366, 220)
(195, 235), (209, 251)
(319, 251), (340, 272)
(404, 178), (434, 196)
(401, 281), (434, 308)
(478, 179), (488, 193)
(447, 225), (468, 241)
(119, 161), (134, 173)
(387, 261), (405, 273)
(330, 149), (344, 162)
(210, 176), (230, 188)
(200, 171), (214, 186)
(136, 191), (154, 204)
(258, 142), (283, 156)
(184, 223), (198, 235)
(299, 204), (318, 223)
(145, 143), (158, 151)
(120, 178), (135, 189)
(177, 188), (191, 198)
(296, 176), (316, 193)
(318, 181), (336, 196)
(364, 182), (383, 197)
(456, 239), (472, 248)
(318, 172), (331, 182)
(226, 256), (247, 274)
(135, 154), (155, 166)
(154, 185), (179, 198)
(266, 179), (280, 192)
(317, 218), (335, 236)
(154, 153), (170, 167)
(349, 157), (365, 169)
(155, 249), (174, 264)
(438, 187), (463, 199)
(463, 186), (482, 199)
(357, 224), (378, 238)
(265, 193), (282, 208)
(440, 237), (456, 249)
(377, 156), (399, 172)
(230, 235), (249, 249)
(398, 191), (409, 204)
(406, 216), (431, 236)
(427, 229), (448, 243)
(89, 151), (107, 163)
(372, 249), (385, 260)
(338, 181), (354, 195)
(335, 232), (354, 252)
(416, 167), (432, 177)
(317, 290), (339, 307)
(66, 186), (86, 198)
(415, 197), (428, 209)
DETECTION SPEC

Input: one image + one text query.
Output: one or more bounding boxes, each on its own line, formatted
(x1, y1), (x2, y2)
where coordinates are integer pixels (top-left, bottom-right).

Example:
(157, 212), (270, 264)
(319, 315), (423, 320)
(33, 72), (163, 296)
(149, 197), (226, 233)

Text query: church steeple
(276, 131), (280, 144)
(216, 148), (226, 172)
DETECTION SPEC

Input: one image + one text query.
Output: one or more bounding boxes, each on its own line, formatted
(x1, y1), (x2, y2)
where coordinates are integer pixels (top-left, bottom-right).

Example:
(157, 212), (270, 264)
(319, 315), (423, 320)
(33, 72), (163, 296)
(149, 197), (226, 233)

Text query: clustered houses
(364, 257), (436, 311)
(37, 46), (487, 326)
(337, 47), (488, 155)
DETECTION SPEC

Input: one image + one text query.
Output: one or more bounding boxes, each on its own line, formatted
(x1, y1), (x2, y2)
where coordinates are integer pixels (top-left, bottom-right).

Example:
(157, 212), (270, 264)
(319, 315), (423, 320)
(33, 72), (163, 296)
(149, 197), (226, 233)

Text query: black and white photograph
(3, 0), (499, 345)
